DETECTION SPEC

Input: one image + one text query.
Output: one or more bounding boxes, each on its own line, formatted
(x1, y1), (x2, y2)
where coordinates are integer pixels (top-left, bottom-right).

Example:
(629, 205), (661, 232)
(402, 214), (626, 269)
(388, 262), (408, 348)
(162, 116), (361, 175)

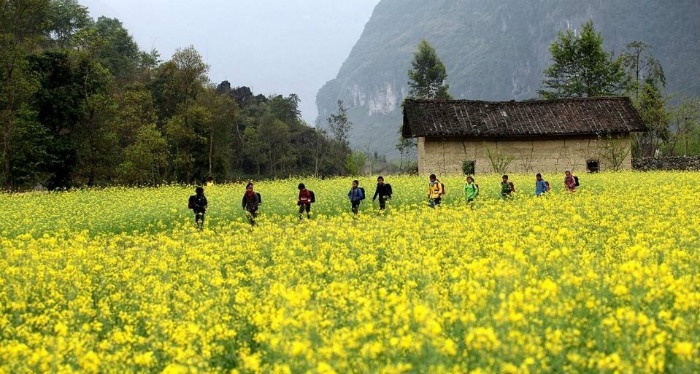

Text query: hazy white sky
(79, 0), (380, 123)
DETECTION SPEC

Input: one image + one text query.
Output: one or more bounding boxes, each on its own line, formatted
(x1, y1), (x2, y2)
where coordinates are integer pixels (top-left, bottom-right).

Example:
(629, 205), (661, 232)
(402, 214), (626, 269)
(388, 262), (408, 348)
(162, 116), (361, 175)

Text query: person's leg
(298, 204), (304, 219)
(305, 204), (311, 218)
(247, 208), (256, 225)
(352, 202), (359, 215)
(196, 213), (204, 229)
(379, 197), (386, 210)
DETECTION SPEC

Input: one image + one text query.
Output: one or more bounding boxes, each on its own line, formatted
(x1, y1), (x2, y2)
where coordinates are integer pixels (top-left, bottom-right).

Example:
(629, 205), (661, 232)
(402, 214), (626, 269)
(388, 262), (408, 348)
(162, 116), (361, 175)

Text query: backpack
(359, 187), (366, 200)
(509, 182), (515, 192)
(474, 183), (480, 197)
(188, 195), (205, 211)
(440, 182), (446, 195)
(309, 190), (316, 203)
(573, 176), (580, 187)
(545, 181), (551, 191)
(385, 183), (393, 198)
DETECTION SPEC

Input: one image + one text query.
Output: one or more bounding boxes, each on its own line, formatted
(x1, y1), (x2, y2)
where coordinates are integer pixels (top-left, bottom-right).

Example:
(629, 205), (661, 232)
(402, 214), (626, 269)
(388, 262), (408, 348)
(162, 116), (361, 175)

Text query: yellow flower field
(1, 171), (699, 373)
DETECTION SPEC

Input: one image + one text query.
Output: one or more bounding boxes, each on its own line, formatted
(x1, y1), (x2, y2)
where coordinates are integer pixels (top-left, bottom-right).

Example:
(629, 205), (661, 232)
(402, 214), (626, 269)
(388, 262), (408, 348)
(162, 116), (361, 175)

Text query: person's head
(536, 173), (542, 180)
(352, 180), (359, 188)
(246, 182), (254, 192)
(467, 176), (474, 183)
(429, 174), (437, 182)
(298, 183), (306, 190)
(377, 176), (384, 184)
(195, 186), (204, 195)
(565, 170), (572, 176)
(502, 174), (508, 181)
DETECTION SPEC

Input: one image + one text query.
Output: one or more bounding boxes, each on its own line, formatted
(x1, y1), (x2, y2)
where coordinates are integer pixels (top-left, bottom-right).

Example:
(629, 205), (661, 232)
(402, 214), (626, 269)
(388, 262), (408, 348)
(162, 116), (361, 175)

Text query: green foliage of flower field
(1, 172), (699, 373)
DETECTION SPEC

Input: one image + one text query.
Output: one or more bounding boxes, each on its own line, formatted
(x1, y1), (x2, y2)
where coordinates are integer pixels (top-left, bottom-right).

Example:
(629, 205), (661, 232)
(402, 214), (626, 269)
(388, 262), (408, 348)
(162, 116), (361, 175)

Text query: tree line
(404, 21), (700, 159)
(1, 0), (353, 190)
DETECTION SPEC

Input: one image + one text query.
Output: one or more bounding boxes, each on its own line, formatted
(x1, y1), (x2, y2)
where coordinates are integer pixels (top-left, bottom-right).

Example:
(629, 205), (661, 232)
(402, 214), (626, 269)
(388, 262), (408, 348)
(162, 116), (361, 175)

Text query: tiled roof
(402, 97), (647, 138)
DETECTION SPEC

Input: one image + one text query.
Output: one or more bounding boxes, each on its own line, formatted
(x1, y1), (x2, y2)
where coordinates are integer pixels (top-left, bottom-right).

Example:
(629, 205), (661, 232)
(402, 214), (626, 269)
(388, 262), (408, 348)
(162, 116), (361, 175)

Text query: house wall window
(587, 159), (600, 173)
(462, 160), (476, 175)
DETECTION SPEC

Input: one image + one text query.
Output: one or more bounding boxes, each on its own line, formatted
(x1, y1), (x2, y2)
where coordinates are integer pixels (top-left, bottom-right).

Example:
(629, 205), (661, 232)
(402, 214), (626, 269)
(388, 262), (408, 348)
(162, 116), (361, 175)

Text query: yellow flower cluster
(0, 171), (698, 372)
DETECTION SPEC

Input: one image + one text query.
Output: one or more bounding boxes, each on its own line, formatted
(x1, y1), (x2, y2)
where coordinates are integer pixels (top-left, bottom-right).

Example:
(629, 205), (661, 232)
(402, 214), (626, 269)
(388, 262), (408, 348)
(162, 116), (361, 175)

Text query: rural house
(402, 97), (647, 175)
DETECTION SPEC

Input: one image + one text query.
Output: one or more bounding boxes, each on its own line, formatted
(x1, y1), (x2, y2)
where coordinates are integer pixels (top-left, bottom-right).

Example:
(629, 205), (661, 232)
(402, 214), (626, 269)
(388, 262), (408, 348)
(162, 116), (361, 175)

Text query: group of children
(188, 171), (578, 229)
(187, 176), (394, 228)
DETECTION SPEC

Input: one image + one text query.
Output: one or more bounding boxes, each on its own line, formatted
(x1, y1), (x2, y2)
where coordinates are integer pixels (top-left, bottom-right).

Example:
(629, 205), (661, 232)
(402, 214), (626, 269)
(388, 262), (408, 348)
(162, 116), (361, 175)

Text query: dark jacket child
(501, 175), (515, 199)
(241, 182), (262, 225)
(348, 180), (365, 215)
(188, 186), (208, 230)
(372, 176), (393, 211)
(297, 183), (315, 219)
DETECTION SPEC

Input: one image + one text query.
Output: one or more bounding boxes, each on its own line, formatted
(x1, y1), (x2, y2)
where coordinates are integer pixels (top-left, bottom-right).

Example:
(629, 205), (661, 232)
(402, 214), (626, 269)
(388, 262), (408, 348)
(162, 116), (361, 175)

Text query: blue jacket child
(347, 180), (365, 215)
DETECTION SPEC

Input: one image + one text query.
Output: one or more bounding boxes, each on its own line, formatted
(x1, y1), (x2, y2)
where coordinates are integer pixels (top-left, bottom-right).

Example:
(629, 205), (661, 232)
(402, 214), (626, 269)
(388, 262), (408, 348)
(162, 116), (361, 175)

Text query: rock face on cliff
(316, 0), (700, 158)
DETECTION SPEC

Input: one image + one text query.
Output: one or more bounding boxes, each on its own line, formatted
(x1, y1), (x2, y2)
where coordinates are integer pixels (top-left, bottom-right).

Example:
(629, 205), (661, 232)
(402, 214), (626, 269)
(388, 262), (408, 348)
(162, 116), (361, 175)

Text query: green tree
(666, 97), (700, 156)
(197, 87), (237, 179)
(47, 0), (92, 48)
(118, 124), (168, 185)
(636, 77), (669, 157)
(345, 150), (367, 176)
(156, 46), (209, 182)
(407, 39), (451, 99)
(93, 16), (140, 83)
(539, 21), (625, 99)
(619, 41), (665, 100)
(0, 0), (51, 188)
(326, 100), (352, 175)
(327, 99), (351, 147)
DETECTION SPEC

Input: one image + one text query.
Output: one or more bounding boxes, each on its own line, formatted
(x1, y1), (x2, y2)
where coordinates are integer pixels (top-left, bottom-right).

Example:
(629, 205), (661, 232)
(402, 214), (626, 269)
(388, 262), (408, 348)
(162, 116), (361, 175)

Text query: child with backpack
(347, 180), (365, 215)
(241, 182), (262, 225)
(501, 175), (515, 199)
(372, 176), (393, 211)
(564, 170), (577, 192)
(297, 183), (315, 220)
(535, 173), (550, 196)
(188, 186), (208, 230)
(464, 175), (479, 209)
(428, 174), (445, 207)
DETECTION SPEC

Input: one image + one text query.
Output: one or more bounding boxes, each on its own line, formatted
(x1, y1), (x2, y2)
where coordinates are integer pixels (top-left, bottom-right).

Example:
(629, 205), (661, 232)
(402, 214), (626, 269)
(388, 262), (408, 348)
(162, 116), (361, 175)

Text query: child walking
(297, 183), (315, 220)
(428, 174), (445, 207)
(500, 175), (515, 199)
(188, 186), (208, 230)
(347, 180), (365, 215)
(372, 176), (393, 211)
(241, 182), (262, 225)
(464, 176), (479, 209)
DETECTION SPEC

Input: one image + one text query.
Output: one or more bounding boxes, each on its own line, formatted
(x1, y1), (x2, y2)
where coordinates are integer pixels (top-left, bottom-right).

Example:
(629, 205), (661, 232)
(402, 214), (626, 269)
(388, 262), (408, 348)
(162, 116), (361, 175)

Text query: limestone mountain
(316, 0), (700, 158)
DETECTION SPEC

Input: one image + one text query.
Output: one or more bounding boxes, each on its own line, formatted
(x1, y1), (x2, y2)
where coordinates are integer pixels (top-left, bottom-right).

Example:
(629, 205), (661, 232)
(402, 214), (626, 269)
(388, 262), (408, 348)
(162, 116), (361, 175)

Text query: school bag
(545, 181), (551, 191)
(309, 190), (316, 203)
(440, 182), (446, 194)
(188, 195), (206, 211)
(359, 187), (366, 200)
(474, 183), (480, 196)
(573, 176), (580, 187)
(509, 182), (515, 192)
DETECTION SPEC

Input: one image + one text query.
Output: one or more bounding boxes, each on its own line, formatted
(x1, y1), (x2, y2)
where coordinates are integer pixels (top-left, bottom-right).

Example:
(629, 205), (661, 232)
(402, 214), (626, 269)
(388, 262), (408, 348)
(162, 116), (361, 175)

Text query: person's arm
(203, 196), (208, 210)
(372, 186), (379, 200)
(257, 193), (262, 205)
(242, 195), (246, 209)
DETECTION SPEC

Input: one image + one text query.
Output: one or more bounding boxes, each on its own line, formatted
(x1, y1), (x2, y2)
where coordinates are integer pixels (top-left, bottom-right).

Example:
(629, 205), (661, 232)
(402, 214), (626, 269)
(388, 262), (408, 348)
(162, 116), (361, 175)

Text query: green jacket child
(464, 176), (479, 202)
